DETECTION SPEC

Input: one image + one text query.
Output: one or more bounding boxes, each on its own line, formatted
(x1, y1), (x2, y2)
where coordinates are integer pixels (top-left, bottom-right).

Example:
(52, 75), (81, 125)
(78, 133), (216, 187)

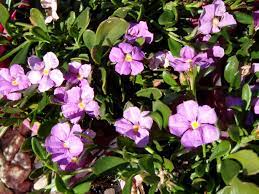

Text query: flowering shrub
(0, 0), (258, 193)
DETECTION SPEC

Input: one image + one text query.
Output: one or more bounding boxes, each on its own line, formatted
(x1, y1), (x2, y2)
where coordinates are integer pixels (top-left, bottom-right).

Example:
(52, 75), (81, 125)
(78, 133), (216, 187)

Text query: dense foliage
(0, 0), (258, 193)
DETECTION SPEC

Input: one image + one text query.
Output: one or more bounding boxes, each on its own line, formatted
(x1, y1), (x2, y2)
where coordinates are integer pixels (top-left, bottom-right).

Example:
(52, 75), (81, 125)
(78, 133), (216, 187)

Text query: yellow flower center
(191, 121), (199, 129)
(125, 53), (133, 62)
(63, 142), (69, 148)
(43, 69), (49, 75)
(77, 74), (83, 80)
(71, 157), (78, 163)
(212, 17), (220, 26)
(11, 80), (19, 86)
(78, 101), (85, 109)
(186, 59), (193, 63)
(133, 125), (140, 133)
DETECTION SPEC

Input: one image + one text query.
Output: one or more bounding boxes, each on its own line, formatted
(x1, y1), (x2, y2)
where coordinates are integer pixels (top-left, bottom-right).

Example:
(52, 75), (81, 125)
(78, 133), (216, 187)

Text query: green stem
(202, 145), (206, 158)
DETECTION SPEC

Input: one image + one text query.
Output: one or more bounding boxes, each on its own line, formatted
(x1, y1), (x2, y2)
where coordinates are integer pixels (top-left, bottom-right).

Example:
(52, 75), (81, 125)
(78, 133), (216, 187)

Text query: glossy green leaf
(29, 8), (47, 31)
(0, 3), (9, 28)
(152, 100), (171, 128)
(99, 67), (107, 94)
(158, 10), (176, 26)
(209, 141), (231, 161)
(224, 56), (241, 89)
(93, 156), (128, 175)
(242, 84), (252, 110)
(95, 17), (129, 46)
(221, 159), (241, 184)
(73, 182), (91, 194)
(76, 7), (90, 38)
(31, 26), (50, 42)
(168, 38), (181, 57)
(31, 137), (47, 160)
(113, 6), (131, 18)
(150, 111), (163, 129)
(236, 37), (254, 57)
(90, 46), (103, 64)
(162, 71), (178, 87)
(228, 150), (259, 175)
(234, 12), (253, 25)
(163, 158), (174, 172)
(122, 173), (135, 194)
(55, 174), (68, 192)
(228, 125), (240, 142)
(10, 41), (31, 65)
(136, 88), (162, 100)
(139, 157), (155, 174)
(83, 30), (96, 49)
(144, 175), (160, 185)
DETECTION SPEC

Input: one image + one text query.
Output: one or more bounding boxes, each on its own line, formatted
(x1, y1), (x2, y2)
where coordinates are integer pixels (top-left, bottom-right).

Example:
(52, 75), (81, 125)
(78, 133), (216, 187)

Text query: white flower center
(212, 17), (220, 26)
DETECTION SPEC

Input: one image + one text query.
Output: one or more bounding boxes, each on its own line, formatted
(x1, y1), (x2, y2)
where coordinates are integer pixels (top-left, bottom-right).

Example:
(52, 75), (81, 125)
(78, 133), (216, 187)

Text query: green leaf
(29, 8), (47, 31)
(31, 137), (47, 160)
(37, 92), (50, 113)
(168, 38), (182, 57)
(163, 158), (174, 172)
(2, 107), (23, 114)
(158, 10), (176, 26)
(136, 88), (162, 100)
(93, 156), (128, 175)
(228, 150), (259, 175)
(242, 84), (252, 110)
(224, 56), (241, 89)
(236, 37), (254, 57)
(95, 17), (129, 46)
(29, 167), (45, 180)
(152, 100), (171, 128)
(73, 182), (91, 194)
(55, 174), (68, 192)
(90, 46), (103, 64)
(228, 125), (240, 142)
(251, 51), (259, 59)
(162, 71), (178, 87)
(76, 7), (90, 38)
(0, 3), (9, 28)
(139, 157), (155, 174)
(144, 175), (160, 185)
(150, 111), (163, 129)
(10, 41), (31, 65)
(38, 119), (56, 138)
(234, 12), (253, 25)
(220, 159), (241, 184)
(122, 173), (135, 194)
(113, 6), (131, 18)
(99, 67), (107, 94)
(217, 186), (232, 194)
(31, 26), (50, 42)
(83, 30), (96, 49)
(149, 184), (158, 194)
(209, 141), (231, 161)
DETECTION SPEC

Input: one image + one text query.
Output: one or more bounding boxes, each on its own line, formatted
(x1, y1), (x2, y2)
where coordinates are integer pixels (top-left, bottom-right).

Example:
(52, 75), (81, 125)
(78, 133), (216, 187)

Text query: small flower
(22, 119), (40, 136)
(45, 123), (84, 170)
(27, 52), (64, 92)
(109, 43), (145, 75)
(169, 100), (219, 148)
(65, 61), (91, 85)
(0, 64), (31, 100)
(253, 10), (259, 31)
(114, 107), (153, 147)
(149, 51), (174, 70)
(212, 46), (225, 58)
(61, 81), (99, 123)
(125, 21), (153, 44)
(171, 46), (213, 72)
(198, 0), (236, 35)
(41, 0), (59, 23)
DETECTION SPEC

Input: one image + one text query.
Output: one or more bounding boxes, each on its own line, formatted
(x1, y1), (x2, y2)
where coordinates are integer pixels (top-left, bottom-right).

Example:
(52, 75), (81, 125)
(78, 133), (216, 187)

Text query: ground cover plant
(0, 0), (259, 193)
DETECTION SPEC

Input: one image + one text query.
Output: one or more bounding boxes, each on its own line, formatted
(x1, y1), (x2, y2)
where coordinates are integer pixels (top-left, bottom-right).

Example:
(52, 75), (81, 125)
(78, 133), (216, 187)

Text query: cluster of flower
(0, 52), (98, 170)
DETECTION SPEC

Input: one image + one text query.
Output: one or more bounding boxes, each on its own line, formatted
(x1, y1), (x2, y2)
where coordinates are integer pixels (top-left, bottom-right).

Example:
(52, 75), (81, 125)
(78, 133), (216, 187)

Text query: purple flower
(109, 43), (145, 75)
(169, 100), (220, 148)
(253, 10), (259, 31)
(254, 98), (259, 114)
(61, 81), (99, 123)
(149, 51), (174, 70)
(198, 0), (236, 35)
(252, 63), (259, 73)
(82, 129), (96, 144)
(0, 64), (31, 100)
(212, 46), (225, 58)
(225, 96), (243, 108)
(53, 87), (68, 104)
(27, 52), (64, 92)
(171, 46), (214, 72)
(45, 123), (83, 170)
(65, 61), (91, 85)
(125, 21), (153, 44)
(114, 107), (153, 147)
